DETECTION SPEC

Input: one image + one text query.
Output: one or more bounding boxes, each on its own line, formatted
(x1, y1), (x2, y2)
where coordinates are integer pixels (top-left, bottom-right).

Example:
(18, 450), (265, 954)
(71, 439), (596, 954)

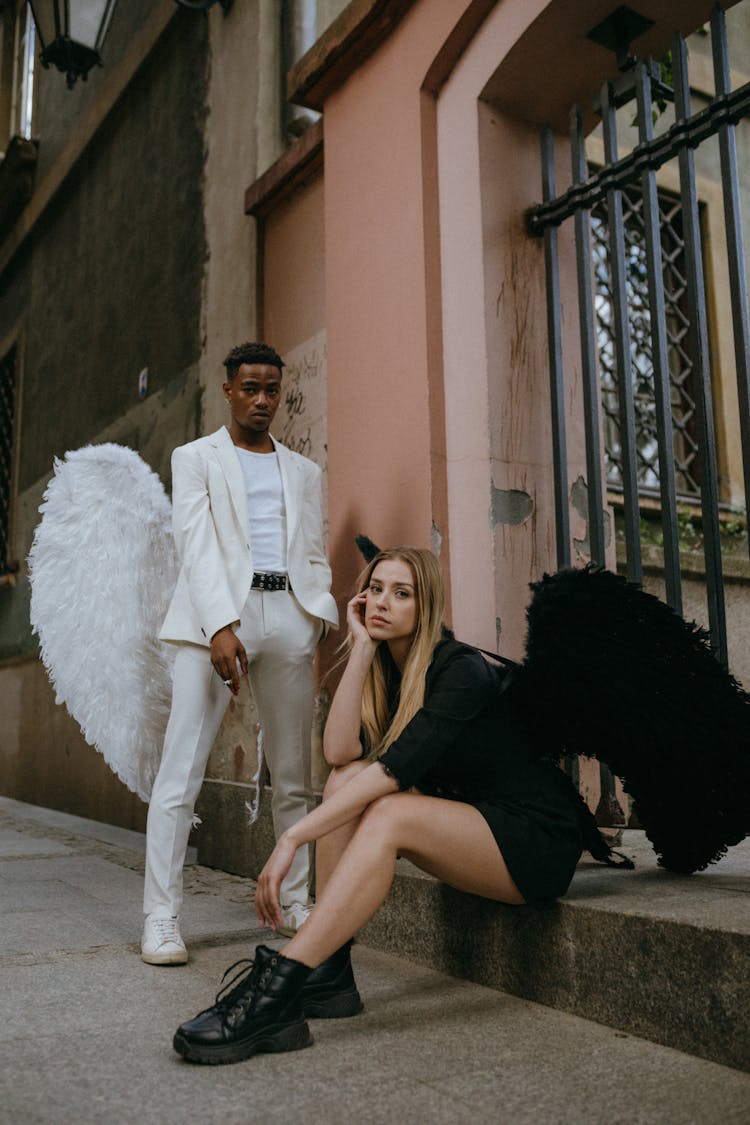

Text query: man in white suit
(142, 342), (338, 964)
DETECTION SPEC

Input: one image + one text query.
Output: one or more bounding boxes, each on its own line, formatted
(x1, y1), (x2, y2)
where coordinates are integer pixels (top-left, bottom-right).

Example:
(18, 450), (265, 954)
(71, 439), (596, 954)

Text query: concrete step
(360, 833), (750, 1074)
(196, 782), (750, 1074)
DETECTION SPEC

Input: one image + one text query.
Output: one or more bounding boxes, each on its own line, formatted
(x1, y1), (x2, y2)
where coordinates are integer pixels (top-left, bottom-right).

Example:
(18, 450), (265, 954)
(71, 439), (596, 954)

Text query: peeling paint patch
(491, 486), (533, 527)
(431, 520), (442, 557)
(570, 475), (612, 556)
(570, 476), (588, 521)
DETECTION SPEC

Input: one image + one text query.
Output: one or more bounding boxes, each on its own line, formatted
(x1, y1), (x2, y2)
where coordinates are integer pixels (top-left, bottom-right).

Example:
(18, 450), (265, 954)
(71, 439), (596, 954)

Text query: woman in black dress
(173, 547), (585, 1065)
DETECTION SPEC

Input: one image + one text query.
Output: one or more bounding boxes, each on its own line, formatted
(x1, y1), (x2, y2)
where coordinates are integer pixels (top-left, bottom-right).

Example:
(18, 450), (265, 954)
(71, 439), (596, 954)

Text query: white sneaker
(278, 902), (311, 938)
(141, 913), (188, 965)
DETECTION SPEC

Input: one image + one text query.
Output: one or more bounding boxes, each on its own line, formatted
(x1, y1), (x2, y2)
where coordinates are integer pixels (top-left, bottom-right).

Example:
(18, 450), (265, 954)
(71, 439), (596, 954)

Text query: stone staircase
(195, 782), (750, 1074)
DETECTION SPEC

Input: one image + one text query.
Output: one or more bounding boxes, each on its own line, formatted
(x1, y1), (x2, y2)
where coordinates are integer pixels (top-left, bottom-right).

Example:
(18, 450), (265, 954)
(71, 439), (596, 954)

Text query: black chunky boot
(173, 945), (312, 1065)
(301, 940), (363, 1019)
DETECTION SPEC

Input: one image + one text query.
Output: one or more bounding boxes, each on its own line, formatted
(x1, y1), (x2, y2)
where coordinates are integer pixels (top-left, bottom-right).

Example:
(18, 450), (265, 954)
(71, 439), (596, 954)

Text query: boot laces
(214, 955), (278, 1021)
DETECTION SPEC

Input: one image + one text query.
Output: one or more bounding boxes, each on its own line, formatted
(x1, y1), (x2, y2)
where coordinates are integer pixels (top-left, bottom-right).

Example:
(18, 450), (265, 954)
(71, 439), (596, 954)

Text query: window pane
(19, 5), (35, 140)
(592, 179), (702, 500)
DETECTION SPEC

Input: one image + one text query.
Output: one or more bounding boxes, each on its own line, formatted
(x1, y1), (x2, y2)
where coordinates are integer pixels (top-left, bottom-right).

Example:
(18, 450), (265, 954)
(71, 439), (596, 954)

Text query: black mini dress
(376, 637), (584, 905)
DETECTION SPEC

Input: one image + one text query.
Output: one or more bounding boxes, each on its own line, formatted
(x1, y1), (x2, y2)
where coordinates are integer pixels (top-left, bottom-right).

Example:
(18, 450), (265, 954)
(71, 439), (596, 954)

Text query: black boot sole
(173, 1018), (312, 1065)
(302, 986), (364, 1020)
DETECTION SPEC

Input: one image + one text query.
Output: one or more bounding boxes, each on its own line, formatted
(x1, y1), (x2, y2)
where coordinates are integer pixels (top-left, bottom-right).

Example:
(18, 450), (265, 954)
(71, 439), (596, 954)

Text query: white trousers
(144, 588), (321, 918)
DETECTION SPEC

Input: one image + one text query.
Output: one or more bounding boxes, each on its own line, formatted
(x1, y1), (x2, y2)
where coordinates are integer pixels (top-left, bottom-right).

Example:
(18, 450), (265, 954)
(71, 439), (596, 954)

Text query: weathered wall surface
(0, 12), (209, 826)
(200, 0), (265, 435)
(32, 0), (169, 182)
(20, 17), (208, 490)
(2, 651), (149, 830)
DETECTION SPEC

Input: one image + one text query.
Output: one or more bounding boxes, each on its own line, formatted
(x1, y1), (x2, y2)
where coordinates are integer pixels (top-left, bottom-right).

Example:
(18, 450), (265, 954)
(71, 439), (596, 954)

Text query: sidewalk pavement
(1, 794), (749, 1125)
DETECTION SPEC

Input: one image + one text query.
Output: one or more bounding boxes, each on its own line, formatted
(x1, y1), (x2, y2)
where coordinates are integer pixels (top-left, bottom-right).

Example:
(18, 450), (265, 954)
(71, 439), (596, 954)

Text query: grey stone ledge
(195, 781), (750, 1073)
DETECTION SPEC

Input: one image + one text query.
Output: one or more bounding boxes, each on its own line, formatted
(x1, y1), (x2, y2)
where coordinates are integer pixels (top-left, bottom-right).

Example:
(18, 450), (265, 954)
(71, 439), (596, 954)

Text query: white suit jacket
(159, 426), (338, 646)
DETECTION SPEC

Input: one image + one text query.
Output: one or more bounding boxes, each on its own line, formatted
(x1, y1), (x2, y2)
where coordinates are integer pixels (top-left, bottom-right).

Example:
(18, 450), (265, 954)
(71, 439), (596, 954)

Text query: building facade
(1, 0), (749, 867)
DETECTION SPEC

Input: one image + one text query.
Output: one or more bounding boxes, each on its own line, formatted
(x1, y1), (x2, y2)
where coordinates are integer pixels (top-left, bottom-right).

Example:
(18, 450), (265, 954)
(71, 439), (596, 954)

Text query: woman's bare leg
(314, 760), (369, 898)
(285, 792), (523, 967)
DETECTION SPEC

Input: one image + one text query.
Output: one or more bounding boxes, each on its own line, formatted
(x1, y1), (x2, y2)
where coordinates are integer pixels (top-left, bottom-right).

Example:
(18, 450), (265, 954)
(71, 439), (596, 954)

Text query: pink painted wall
(321, 0), (476, 616)
(435, 0), (617, 656)
(435, 0), (556, 653)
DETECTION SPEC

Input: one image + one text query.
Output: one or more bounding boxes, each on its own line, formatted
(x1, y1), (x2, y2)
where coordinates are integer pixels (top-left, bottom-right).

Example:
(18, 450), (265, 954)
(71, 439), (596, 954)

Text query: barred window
(0, 342), (17, 570)
(592, 181), (701, 500)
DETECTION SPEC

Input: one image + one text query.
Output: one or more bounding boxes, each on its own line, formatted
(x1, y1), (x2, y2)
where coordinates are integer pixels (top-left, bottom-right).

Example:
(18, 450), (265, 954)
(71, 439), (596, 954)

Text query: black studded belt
(251, 572), (288, 592)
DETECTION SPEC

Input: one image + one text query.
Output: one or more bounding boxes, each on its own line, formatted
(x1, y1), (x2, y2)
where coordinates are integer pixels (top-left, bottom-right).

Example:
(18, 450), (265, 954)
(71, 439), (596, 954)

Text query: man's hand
(209, 625), (248, 695)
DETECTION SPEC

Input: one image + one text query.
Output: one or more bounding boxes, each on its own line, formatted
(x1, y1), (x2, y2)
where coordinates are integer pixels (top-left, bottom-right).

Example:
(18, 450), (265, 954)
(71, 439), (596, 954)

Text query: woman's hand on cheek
(347, 593), (374, 646)
(254, 835), (298, 930)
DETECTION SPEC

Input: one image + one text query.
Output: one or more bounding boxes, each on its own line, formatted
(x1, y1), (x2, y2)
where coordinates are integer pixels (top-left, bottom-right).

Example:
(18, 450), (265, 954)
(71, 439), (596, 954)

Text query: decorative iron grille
(0, 343), (17, 569)
(527, 4), (750, 666)
(592, 181), (701, 499)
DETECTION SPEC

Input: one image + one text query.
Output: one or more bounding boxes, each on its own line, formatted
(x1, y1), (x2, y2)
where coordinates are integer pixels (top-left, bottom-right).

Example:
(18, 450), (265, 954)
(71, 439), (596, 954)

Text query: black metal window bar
(528, 4), (750, 670)
(592, 182), (702, 500)
(0, 342), (17, 572)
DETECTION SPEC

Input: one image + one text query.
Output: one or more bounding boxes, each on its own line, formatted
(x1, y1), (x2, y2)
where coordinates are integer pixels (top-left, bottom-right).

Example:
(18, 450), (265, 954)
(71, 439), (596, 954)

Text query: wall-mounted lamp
(174, 0), (234, 11)
(28, 0), (117, 88)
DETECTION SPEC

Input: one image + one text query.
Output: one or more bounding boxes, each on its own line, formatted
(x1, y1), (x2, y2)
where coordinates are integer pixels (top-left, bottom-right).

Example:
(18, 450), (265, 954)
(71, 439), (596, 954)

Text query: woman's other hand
(255, 834), (298, 930)
(347, 593), (374, 647)
(324, 594), (377, 766)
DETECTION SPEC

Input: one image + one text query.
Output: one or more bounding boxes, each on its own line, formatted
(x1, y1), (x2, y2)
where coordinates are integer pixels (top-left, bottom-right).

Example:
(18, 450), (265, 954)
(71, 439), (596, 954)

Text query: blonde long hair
(354, 547), (445, 757)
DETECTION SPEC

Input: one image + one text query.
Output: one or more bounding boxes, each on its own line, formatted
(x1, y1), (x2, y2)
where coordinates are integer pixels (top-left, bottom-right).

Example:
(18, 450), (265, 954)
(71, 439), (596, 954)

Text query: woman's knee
(359, 792), (409, 840)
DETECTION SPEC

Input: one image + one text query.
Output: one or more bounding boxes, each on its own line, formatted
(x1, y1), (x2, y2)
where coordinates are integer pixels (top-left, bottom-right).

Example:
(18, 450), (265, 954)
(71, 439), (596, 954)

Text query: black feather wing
(515, 565), (750, 873)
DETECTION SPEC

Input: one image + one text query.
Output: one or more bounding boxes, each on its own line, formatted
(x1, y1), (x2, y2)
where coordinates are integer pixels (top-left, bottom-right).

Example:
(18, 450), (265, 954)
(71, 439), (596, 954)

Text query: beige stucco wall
(199, 0), (352, 442)
(200, 0), (284, 437)
(264, 177), (326, 350)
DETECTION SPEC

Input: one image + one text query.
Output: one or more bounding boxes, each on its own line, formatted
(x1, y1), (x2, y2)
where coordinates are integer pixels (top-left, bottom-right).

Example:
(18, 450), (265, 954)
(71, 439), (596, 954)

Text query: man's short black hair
(223, 342), (284, 380)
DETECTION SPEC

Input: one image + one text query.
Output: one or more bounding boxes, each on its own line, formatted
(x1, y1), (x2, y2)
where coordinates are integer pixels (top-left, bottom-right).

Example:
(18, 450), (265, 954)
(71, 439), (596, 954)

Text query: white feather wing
(28, 443), (178, 802)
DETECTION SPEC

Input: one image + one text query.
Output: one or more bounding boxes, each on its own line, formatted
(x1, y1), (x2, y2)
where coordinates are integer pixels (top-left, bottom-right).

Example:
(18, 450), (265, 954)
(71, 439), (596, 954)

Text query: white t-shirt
(234, 447), (287, 573)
